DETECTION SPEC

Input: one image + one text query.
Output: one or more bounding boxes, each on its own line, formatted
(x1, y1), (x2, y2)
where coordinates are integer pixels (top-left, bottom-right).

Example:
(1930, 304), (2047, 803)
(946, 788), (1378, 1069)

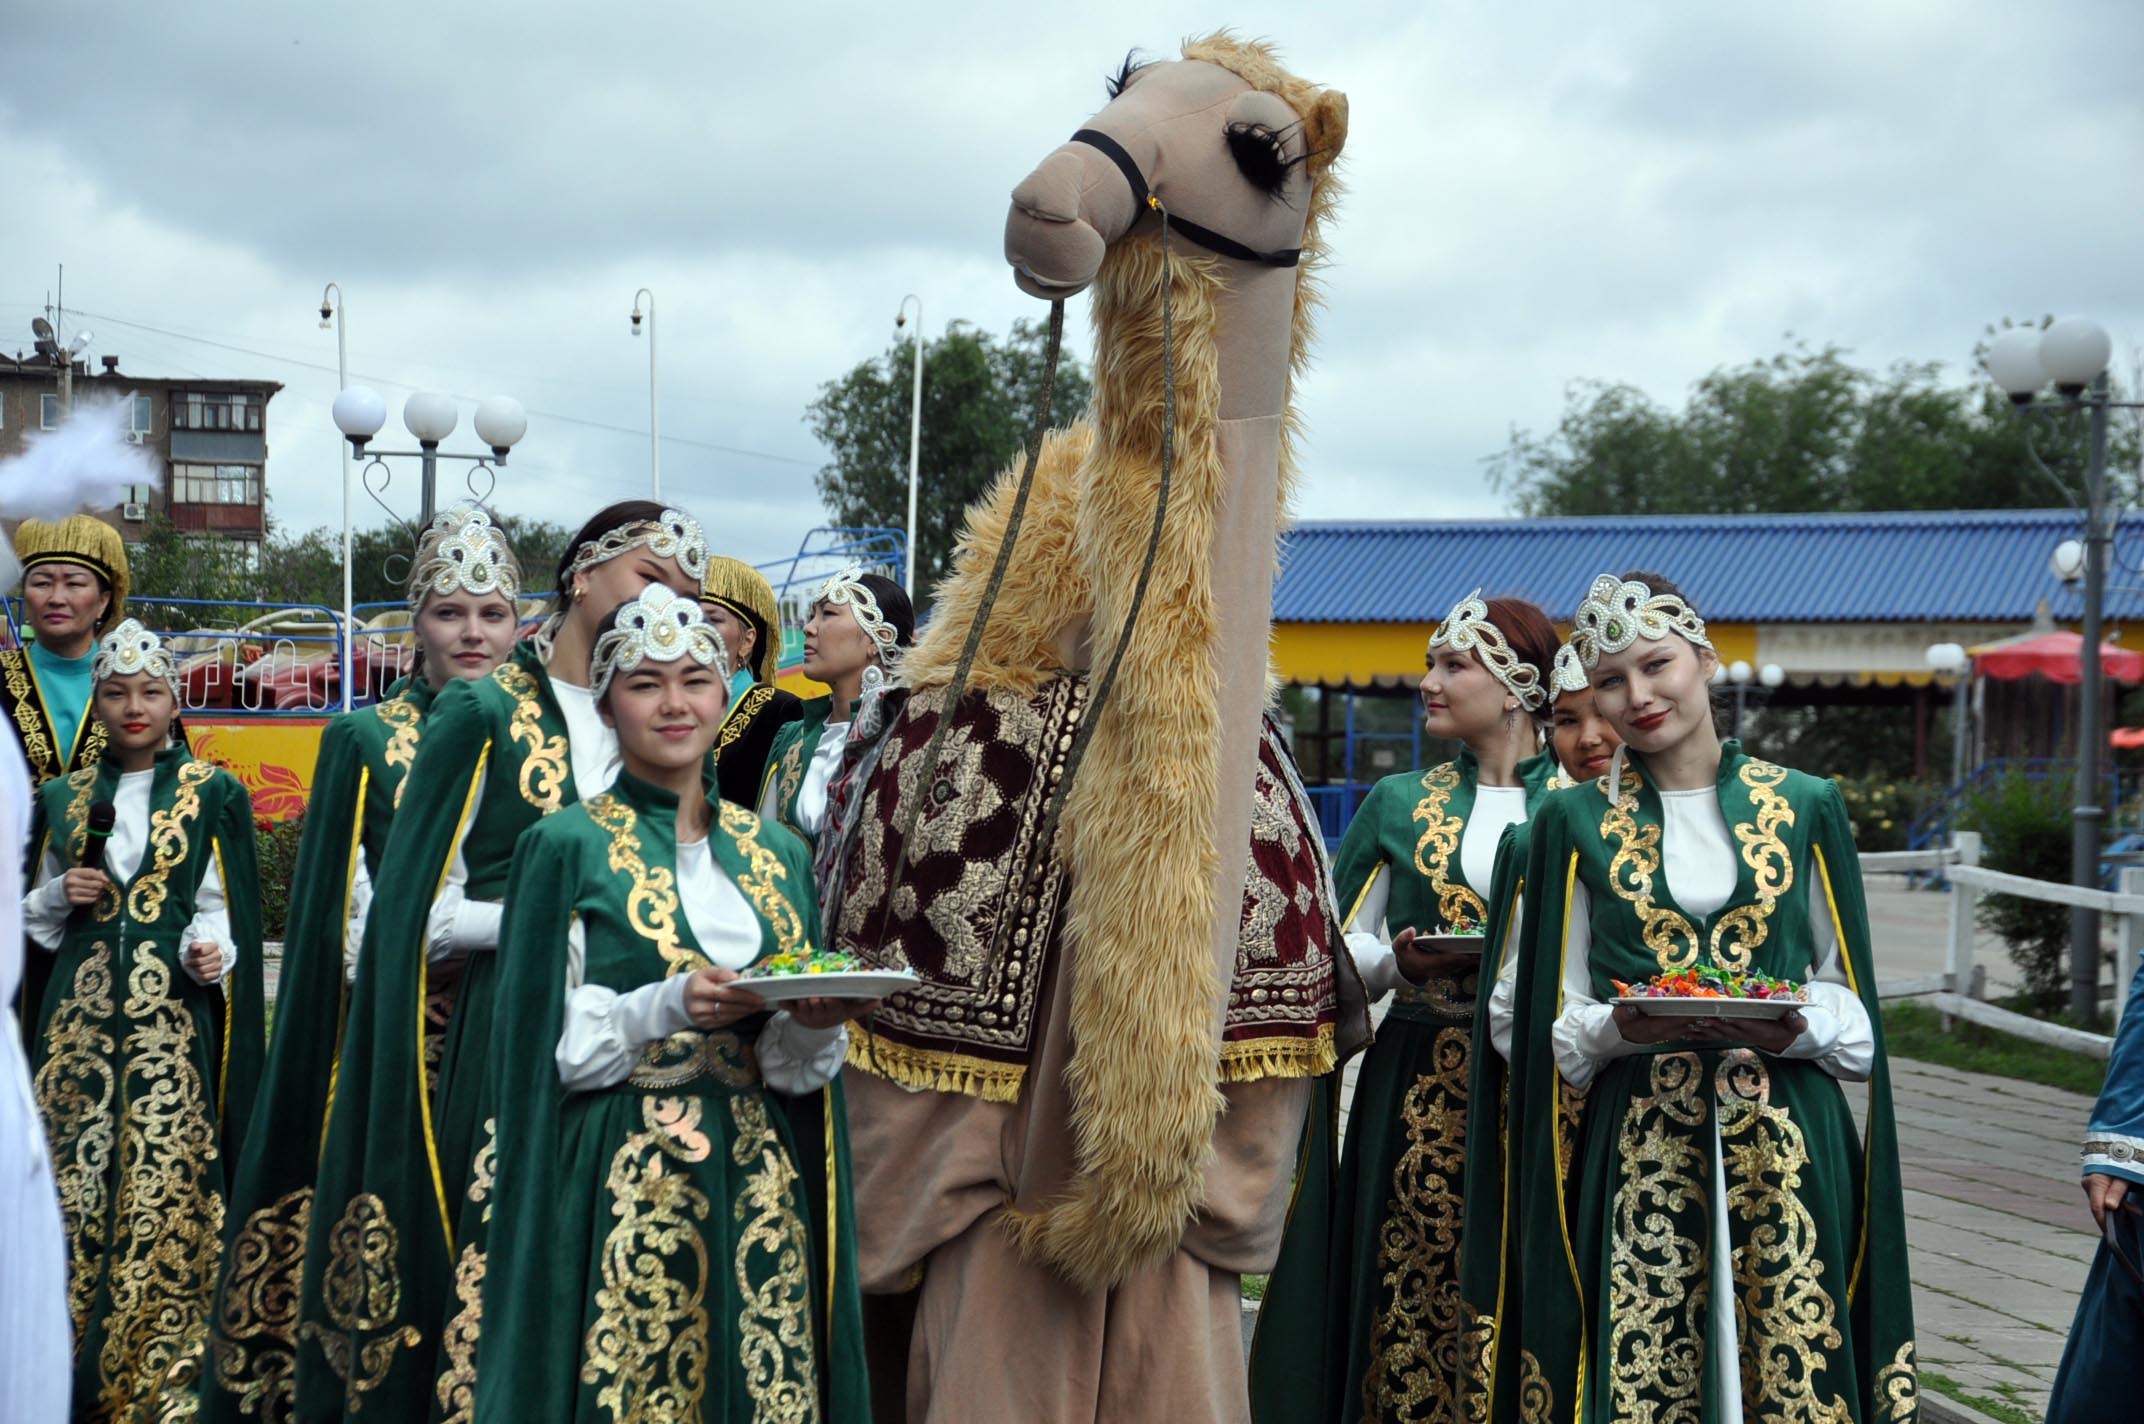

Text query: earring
(861, 662), (886, 694)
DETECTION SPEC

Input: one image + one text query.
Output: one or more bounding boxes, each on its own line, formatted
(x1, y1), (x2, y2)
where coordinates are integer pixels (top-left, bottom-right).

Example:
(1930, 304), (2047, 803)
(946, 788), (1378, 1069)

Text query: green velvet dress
(297, 645), (578, 1420)
(758, 695), (834, 847)
(28, 747), (266, 1422)
(469, 773), (868, 1422)
(203, 679), (436, 1422)
(1480, 745), (1920, 1423)
(1251, 749), (1555, 1423)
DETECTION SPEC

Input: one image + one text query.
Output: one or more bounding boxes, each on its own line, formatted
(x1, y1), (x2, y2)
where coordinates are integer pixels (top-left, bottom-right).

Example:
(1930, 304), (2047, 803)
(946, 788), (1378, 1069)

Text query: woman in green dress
(1251, 592), (1560, 1423)
(297, 500), (709, 1421)
(473, 584), (872, 1422)
(758, 567), (914, 847)
(1485, 571), (1918, 1424)
(204, 505), (523, 1422)
(24, 618), (265, 1421)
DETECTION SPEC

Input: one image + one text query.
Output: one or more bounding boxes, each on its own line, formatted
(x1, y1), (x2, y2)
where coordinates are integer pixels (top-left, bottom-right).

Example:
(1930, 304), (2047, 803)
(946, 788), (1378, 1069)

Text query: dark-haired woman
(1251, 593), (1562, 1424)
(759, 567), (915, 848)
(23, 619), (264, 1421)
(1484, 572), (1916, 1423)
(472, 585), (871, 1422)
(202, 506), (522, 1423)
(699, 556), (805, 807)
(297, 501), (710, 1421)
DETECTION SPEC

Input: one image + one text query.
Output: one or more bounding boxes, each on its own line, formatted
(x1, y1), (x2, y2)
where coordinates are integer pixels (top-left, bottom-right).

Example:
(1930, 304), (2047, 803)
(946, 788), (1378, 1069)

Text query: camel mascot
(825, 34), (1359, 1423)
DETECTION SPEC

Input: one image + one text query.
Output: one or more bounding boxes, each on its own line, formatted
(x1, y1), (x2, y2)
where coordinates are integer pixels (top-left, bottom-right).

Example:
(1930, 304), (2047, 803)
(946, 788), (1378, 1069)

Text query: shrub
(255, 813), (306, 942)
(1959, 772), (2073, 1013)
(1830, 775), (1941, 853)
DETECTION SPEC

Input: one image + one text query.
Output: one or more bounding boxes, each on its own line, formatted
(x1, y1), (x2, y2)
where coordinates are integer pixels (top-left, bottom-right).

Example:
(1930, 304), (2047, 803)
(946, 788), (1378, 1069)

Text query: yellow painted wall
(187, 719), (329, 821)
(1271, 621), (1760, 688)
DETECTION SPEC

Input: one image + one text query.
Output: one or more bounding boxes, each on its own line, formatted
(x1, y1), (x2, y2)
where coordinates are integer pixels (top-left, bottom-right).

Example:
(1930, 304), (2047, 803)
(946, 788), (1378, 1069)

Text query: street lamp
(1926, 642), (1971, 792)
(895, 295), (924, 597)
(319, 283), (356, 712)
(1727, 659), (1754, 736)
(630, 289), (659, 499)
(1983, 315), (2143, 1023)
(332, 386), (525, 532)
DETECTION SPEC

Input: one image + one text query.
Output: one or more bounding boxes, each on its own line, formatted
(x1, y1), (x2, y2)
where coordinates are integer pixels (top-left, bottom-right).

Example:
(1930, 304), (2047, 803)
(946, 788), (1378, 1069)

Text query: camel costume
(822, 35), (1359, 1423)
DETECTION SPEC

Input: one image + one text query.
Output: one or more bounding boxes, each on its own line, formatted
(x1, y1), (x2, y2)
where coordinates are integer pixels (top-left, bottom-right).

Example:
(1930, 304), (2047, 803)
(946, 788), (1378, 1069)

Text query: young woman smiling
(298, 501), (712, 1420)
(23, 619), (265, 1419)
(472, 586), (870, 1423)
(202, 506), (523, 1424)
(1479, 571), (1917, 1424)
(1251, 592), (1563, 1424)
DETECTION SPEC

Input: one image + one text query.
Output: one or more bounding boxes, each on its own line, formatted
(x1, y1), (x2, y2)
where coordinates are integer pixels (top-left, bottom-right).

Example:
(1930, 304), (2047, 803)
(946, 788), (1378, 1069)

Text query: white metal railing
(1860, 830), (2139, 1056)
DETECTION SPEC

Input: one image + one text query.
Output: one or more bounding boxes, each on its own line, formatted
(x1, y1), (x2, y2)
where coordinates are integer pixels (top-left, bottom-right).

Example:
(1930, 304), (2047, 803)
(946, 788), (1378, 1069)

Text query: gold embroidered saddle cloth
(835, 680), (1341, 1096)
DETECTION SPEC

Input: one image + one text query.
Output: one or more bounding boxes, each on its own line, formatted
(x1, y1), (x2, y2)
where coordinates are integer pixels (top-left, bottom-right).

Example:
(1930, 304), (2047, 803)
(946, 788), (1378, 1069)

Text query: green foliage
(1882, 1002), (2106, 1098)
(1960, 772), (2075, 1013)
(1492, 339), (2140, 517)
(807, 320), (1092, 604)
(254, 811), (305, 942)
(1827, 775), (1939, 853)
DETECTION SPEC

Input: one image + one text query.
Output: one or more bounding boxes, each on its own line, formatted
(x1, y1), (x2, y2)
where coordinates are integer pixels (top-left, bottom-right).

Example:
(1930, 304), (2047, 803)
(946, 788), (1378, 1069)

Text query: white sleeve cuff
(22, 877), (72, 950)
(1488, 958), (1519, 1062)
(759, 1014), (849, 1095)
(1787, 982), (1874, 1082)
(554, 976), (695, 1092)
(2083, 1133), (2144, 1184)
(1348, 931), (1406, 1000)
(1551, 1003), (1639, 1091)
(428, 894), (504, 961)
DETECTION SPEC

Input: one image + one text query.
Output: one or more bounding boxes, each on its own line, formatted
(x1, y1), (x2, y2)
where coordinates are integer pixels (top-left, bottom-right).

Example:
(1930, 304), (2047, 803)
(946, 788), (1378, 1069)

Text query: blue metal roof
(1273, 509), (2144, 624)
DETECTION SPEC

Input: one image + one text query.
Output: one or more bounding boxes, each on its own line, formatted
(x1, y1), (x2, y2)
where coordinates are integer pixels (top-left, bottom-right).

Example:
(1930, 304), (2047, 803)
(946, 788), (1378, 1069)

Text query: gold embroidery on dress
(1599, 761), (1703, 974)
(729, 1092), (820, 1423)
(1516, 1349), (1554, 1423)
(716, 684), (778, 762)
(773, 737), (806, 831)
(1872, 1341), (1918, 1421)
(582, 1096), (717, 1419)
(127, 760), (217, 925)
(1606, 1051), (1710, 1420)
(59, 765), (121, 922)
(1458, 1302), (1495, 1424)
(495, 663), (569, 812)
(376, 697), (424, 809)
(587, 794), (703, 977)
(297, 1193), (423, 1411)
(3, 649), (59, 778)
(1362, 1025), (1471, 1422)
(1709, 762), (1795, 972)
(720, 801), (807, 956)
(34, 941), (118, 1335)
(1715, 1050), (1852, 1421)
(1411, 764), (1489, 928)
(93, 950), (225, 1420)
(434, 1245), (486, 1424)
(422, 981), (456, 1101)
(213, 1186), (312, 1423)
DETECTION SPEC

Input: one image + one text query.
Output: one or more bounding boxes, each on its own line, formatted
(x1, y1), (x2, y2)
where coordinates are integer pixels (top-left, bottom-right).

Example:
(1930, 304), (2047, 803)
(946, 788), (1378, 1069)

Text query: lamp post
(895, 295), (924, 597)
(319, 285), (354, 712)
(1984, 316), (2142, 1023)
(630, 290), (659, 499)
(1727, 659), (1754, 735)
(1926, 642), (1971, 792)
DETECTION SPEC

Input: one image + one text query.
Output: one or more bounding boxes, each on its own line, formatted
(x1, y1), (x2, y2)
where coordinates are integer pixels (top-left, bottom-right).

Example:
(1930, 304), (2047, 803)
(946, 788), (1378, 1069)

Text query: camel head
(1005, 33), (1349, 299)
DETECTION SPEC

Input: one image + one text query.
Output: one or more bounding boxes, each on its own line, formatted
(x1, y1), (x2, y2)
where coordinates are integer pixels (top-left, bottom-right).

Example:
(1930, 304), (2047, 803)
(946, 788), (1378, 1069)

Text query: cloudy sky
(6, 1), (2140, 569)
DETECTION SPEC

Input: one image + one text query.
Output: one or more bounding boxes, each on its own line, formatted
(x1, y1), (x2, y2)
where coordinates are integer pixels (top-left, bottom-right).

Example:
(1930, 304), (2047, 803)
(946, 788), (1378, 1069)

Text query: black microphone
(82, 800), (117, 875)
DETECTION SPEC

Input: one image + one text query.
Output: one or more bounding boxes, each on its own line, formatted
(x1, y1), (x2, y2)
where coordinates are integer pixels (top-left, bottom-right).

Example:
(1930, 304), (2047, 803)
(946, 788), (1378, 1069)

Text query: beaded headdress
(407, 504), (520, 611)
(590, 584), (732, 701)
(1429, 590), (1547, 712)
(816, 564), (904, 691)
(566, 507), (709, 588)
(1550, 642), (1590, 698)
(1568, 573), (1713, 671)
(93, 618), (182, 699)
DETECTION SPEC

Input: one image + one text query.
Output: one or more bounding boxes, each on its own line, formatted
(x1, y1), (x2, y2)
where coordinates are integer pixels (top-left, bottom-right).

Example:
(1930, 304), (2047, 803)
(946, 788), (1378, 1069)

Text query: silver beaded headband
(565, 507), (709, 589)
(1428, 590), (1547, 712)
(407, 504), (519, 612)
(93, 617), (182, 699)
(817, 564), (903, 670)
(589, 584), (732, 701)
(1568, 573), (1713, 671)
(1550, 643), (1590, 698)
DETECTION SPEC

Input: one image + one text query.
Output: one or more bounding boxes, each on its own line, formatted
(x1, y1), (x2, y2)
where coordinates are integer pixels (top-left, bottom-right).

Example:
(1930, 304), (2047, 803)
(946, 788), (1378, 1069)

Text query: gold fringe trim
(845, 1024), (1026, 1104)
(1218, 1024), (1337, 1084)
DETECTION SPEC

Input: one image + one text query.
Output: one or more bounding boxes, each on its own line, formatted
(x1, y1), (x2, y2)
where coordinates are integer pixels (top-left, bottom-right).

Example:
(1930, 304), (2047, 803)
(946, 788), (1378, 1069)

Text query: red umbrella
(1973, 630), (2144, 684)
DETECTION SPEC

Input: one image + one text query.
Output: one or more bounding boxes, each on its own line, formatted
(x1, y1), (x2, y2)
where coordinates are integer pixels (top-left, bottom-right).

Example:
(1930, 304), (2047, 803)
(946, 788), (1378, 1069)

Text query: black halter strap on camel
(1070, 128), (1303, 269)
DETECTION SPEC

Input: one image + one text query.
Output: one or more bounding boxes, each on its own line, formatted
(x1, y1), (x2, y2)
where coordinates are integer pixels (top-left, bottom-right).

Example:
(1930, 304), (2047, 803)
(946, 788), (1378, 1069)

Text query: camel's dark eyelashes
(1225, 121), (1307, 199)
(1105, 51), (1153, 100)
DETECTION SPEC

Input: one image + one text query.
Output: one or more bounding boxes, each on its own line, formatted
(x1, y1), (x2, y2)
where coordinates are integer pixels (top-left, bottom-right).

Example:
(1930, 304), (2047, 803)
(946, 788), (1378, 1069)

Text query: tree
(807, 320), (1092, 602)
(1491, 339), (2139, 518)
